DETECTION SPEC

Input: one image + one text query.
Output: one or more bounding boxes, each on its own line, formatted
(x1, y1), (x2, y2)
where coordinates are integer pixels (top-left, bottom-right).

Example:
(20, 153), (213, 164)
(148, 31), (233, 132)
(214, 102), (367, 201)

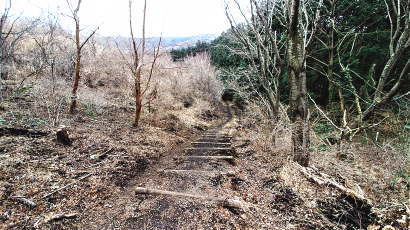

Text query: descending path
(124, 106), (246, 229)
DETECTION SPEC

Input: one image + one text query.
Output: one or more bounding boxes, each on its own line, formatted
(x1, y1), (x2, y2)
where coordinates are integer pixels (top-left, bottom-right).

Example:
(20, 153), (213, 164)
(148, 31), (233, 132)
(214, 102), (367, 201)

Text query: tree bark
(134, 68), (142, 127)
(287, 0), (310, 167)
(129, 0), (148, 128)
(327, 27), (335, 106)
(68, 0), (97, 114)
(69, 21), (81, 114)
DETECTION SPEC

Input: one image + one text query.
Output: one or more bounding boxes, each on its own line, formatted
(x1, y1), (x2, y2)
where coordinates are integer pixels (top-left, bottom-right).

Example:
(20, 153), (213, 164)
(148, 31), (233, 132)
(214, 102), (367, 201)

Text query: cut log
(135, 187), (247, 209)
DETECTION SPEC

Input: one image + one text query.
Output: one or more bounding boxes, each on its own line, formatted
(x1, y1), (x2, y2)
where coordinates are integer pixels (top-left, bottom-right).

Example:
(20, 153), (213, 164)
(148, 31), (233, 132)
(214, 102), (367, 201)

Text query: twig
(308, 94), (343, 132)
(42, 173), (93, 199)
(11, 196), (37, 208)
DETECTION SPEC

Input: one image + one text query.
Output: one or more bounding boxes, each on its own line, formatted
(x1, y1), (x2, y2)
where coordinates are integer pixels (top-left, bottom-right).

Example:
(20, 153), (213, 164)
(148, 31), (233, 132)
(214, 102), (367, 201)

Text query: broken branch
(11, 196), (37, 208)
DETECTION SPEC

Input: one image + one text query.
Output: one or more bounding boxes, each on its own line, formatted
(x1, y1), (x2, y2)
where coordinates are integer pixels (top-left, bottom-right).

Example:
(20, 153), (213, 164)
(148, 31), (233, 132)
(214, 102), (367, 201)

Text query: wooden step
(186, 147), (232, 151)
(191, 142), (230, 145)
(160, 169), (236, 175)
(135, 187), (247, 209)
(181, 155), (234, 160)
(200, 136), (232, 139)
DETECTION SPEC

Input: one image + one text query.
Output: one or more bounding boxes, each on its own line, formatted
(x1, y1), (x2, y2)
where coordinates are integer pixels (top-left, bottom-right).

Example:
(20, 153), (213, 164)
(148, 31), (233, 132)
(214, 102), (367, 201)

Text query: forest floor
(0, 99), (409, 229)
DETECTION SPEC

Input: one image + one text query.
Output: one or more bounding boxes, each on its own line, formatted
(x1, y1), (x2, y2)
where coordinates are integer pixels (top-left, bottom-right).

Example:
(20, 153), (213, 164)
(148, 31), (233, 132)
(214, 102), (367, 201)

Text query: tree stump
(56, 126), (72, 146)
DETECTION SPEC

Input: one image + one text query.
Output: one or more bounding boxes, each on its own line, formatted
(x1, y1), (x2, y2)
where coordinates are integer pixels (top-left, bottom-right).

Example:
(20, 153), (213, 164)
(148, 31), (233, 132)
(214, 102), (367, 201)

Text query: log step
(191, 142), (230, 145)
(186, 147), (232, 151)
(201, 135), (231, 137)
(135, 187), (247, 209)
(161, 169), (236, 175)
(182, 155), (234, 160)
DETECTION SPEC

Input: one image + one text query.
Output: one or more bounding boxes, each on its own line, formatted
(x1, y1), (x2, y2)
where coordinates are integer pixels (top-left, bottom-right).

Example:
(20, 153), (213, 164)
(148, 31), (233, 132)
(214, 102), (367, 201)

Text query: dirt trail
(90, 106), (245, 229)
(126, 107), (239, 229)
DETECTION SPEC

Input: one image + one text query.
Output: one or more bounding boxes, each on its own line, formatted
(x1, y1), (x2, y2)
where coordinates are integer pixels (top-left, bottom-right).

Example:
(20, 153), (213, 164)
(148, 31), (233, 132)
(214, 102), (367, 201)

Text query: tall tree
(309, 0), (409, 140)
(223, 0), (322, 166)
(224, 0), (285, 120)
(126, 0), (161, 127)
(286, 0), (310, 166)
(362, 0), (410, 121)
(66, 0), (98, 114)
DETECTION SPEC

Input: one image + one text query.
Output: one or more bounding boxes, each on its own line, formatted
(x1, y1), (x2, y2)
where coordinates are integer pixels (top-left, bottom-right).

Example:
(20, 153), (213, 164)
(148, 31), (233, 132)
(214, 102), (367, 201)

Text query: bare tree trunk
(69, 17), (81, 114)
(327, 26), (335, 106)
(67, 0), (98, 114)
(338, 87), (346, 124)
(134, 69), (142, 127)
(127, 0), (160, 127)
(287, 0), (310, 167)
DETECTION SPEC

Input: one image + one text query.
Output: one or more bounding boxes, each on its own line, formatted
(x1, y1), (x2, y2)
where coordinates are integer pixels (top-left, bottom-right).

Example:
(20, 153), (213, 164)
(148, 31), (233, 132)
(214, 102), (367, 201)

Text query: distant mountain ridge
(104, 34), (218, 49)
(159, 34), (218, 48)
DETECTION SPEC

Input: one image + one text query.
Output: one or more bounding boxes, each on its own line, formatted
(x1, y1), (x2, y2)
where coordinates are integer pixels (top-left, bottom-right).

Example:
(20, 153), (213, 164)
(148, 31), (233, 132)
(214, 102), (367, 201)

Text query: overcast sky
(6, 0), (232, 37)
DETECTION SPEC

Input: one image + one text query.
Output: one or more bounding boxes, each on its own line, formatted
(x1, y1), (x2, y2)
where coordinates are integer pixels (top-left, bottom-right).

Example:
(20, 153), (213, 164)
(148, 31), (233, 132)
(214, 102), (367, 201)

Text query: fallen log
(299, 165), (367, 201)
(0, 127), (48, 138)
(135, 187), (247, 209)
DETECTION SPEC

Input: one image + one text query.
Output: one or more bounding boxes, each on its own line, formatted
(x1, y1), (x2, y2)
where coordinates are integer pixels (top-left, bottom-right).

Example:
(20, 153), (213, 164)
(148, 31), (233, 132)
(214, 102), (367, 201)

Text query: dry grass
(0, 48), (225, 228)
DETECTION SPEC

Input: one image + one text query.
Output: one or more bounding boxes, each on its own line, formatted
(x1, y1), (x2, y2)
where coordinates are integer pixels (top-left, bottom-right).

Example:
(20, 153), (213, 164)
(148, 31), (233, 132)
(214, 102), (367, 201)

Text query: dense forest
(0, 0), (409, 229)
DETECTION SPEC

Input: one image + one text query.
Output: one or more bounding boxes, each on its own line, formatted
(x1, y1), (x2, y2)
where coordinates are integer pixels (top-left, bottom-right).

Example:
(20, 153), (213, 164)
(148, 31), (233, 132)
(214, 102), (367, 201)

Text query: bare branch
(80, 27), (99, 50)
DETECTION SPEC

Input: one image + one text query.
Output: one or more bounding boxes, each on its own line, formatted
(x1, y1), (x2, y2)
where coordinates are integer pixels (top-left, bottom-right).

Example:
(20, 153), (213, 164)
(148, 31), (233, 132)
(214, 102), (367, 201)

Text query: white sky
(5, 0), (232, 37)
